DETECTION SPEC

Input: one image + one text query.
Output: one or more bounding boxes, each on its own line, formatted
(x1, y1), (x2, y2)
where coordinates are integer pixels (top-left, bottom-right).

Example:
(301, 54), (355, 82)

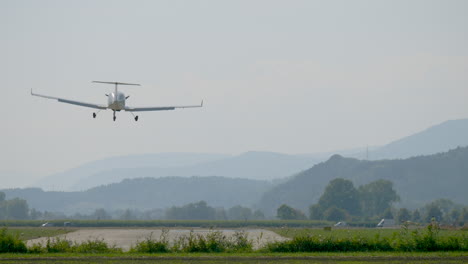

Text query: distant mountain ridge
(32, 118), (468, 192)
(35, 153), (231, 191)
(37, 151), (321, 191)
(354, 118), (468, 160)
(4, 176), (271, 214)
(3, 147), (467, 216)
(258, 146), (468, 215)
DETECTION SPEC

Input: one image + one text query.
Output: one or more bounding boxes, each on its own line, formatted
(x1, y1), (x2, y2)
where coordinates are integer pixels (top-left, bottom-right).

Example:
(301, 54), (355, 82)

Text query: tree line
(2, 179), (468, 225)
(275, 178), (468, 225)
(0, 192), (29, 220)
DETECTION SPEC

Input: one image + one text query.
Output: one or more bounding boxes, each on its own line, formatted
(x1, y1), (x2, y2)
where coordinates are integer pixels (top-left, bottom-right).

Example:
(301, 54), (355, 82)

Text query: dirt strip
(26, 228), (288, 251)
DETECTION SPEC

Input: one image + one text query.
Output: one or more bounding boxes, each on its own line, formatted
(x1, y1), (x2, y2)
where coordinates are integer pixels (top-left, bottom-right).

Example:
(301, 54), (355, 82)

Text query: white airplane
(31, 81), (203, 121)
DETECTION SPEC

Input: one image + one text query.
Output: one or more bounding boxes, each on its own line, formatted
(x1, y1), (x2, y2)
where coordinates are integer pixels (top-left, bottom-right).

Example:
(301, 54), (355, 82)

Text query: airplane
(31, 81), (203, 121)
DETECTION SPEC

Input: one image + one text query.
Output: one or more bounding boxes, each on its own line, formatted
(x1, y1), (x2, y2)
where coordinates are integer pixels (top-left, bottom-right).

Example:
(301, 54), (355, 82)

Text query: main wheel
(93, 113), (96, 118)
(135, 116), (139, 121)
(113, 116), (116, 121)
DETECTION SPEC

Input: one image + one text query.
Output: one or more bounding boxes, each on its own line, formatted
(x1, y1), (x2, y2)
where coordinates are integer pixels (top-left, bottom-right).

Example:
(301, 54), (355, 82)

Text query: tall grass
(0, 225), (466, 254)
(265, 224), (468, 252)
(29, 237), (122, 253)
(130, 229), (253, 253)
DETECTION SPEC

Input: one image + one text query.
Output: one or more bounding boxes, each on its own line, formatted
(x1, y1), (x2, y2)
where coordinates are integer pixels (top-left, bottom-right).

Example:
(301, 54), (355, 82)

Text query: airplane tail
(92, 81), (141, 86)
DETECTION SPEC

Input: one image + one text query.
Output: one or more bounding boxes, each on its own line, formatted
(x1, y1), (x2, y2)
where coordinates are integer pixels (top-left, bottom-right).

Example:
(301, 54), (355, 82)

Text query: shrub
(0, 228), (27, 253)
(72, 238), (121, 253)
(46, 237), (72, 253)
(131, 230), (170, 253)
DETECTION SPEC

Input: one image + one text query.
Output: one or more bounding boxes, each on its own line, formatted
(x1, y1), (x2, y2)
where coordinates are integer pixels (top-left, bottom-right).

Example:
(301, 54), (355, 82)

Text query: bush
(131, 230), (170, 253)
(132, 229), (253, 253)
(45, 237), (72, 253)
(0, 228), (27, 253)
(73, 239), (121, 253)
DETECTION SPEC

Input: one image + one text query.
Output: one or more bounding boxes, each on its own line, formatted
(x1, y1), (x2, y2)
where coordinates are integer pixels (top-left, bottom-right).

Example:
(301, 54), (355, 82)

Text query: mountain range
(3, 146), (467, 216)
(258, 146), (468, 215)
(2, 118), (467, 216)
(34, 118), (468, 191)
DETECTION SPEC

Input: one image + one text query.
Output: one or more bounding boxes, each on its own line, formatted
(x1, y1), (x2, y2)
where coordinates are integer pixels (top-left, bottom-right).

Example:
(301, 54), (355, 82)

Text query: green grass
(271, 227), (466, 240)
(4, 227), (75, 241)
(0, 219), (332, 228)
(267, 226), (468, 252)
(0, 252), (467, 264)
(1, 226), (467, 257)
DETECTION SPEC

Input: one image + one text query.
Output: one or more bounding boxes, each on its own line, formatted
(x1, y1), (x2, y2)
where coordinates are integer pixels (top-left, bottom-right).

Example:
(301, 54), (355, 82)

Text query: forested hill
(258, 146), (468, 215)
(2, 176), (271, 214)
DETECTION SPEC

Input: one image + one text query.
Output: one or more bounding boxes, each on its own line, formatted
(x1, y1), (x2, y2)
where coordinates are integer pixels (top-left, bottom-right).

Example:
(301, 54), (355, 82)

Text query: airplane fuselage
(108, 91), (126, 111)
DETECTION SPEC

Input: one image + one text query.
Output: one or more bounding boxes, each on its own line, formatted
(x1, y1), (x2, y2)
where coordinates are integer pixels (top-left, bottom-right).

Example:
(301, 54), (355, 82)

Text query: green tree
(227, 205), (252, 220)
(30, 208), (43, 220)
(309, 204), (323, 220)
(252, 209), (265, 220)
(358, 180), (399, 217)
(429, 198), (456, 217)
(318, 178), (360, 215)
(93, 208), (111, 220)
(165, 201), (216, 220)
(397, 208), (411, 223)
(425, 203), (443, 222)
(459, 207), (468, 224)
(449, 209), (461, 224)
(381, 208), (394, 219)
(277, 204), (306, 220)
(5, 198), (29, 220)
(412, 209), (421, 222)
(323, 206), (347, 221)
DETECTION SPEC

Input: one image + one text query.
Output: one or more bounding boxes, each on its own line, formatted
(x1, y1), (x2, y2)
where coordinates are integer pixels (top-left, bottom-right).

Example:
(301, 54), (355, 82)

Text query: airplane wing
(125, 100), (203, 112)
(31, 89), (107, 110)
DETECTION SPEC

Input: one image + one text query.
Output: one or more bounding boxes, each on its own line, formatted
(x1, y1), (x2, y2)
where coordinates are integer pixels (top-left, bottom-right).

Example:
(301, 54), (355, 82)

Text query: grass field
(4, 227), (76, 241)
(1, 226), (467, 263)
(0, 219), (333, 228)
(271, 227), (466, 240)
(0, 252), (467, 264)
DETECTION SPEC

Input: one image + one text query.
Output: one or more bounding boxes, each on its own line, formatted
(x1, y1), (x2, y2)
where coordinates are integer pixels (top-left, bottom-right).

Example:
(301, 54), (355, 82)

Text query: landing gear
(129, 111), (138, 121)
(93, 113), (96, 118)
(113, 111), (116, 121)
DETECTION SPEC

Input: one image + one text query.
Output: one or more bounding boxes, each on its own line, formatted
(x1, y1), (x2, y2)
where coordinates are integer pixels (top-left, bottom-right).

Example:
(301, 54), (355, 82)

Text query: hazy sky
(2, 0), (467, 181)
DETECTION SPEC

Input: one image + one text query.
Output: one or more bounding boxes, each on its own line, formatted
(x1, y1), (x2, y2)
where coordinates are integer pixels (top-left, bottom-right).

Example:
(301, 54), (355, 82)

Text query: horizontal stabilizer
(92, 81), (141, 86)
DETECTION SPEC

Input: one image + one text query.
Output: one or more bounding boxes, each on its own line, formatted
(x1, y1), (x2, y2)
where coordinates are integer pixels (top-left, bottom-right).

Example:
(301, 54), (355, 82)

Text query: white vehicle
(334, 221), (347, 227)
(31, 81), (203, 121)
(377, 218), (395, 228)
